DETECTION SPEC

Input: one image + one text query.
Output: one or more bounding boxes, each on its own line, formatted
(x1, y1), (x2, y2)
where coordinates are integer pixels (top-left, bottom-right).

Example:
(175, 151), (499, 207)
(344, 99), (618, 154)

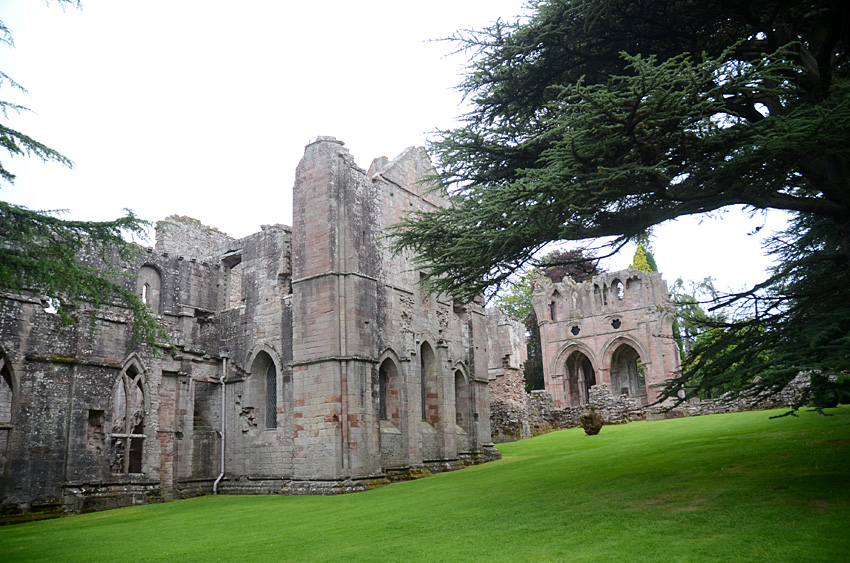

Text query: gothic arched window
(110, 363), (146, 474)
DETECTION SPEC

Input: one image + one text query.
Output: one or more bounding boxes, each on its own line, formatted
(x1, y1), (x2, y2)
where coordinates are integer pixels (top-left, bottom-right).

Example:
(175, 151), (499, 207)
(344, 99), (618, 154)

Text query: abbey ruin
(487, 267), (684, 441)
(0, 137), (510, 513)
(532, 270), (680, 409)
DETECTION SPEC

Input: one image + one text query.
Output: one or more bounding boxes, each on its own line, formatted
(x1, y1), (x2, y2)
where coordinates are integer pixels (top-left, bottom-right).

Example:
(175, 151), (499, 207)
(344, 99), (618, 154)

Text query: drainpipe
(213, 352), (229, 495)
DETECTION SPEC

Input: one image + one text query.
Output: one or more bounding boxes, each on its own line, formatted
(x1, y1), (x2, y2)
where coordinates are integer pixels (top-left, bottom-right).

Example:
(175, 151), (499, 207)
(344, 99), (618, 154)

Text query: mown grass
(1, 407), (848, 562)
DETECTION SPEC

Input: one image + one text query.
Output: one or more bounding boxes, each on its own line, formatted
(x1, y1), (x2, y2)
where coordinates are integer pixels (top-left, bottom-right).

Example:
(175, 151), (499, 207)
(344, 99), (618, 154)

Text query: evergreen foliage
(393, 0), (850, 404)
(629, 245), (653, 273)
(393, 0), (850, 300)
(0, 2), (167, 350)
(669, 213), (850, 409)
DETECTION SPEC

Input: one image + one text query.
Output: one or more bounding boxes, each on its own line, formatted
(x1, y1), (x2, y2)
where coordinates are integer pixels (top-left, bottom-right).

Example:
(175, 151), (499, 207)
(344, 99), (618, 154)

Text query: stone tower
(291, 137), (383, 481)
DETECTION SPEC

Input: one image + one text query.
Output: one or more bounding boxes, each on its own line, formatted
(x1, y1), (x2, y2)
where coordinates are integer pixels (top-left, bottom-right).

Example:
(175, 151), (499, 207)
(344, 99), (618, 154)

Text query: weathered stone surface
(533, 269), (681, 409)
(0, 137), (501, 516)
(490, 379), (814, 443)
(579, 407), (604, 435)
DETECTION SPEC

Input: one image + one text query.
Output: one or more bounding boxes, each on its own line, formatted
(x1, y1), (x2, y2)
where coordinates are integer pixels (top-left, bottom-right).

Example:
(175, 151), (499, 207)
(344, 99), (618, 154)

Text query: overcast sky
(2, 0), (788, 295)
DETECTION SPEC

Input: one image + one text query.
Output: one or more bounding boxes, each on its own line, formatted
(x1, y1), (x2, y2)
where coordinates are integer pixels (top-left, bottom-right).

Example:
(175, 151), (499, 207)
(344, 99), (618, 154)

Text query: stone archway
(565, 350), (596, 407)
(610, 344), (647, 403)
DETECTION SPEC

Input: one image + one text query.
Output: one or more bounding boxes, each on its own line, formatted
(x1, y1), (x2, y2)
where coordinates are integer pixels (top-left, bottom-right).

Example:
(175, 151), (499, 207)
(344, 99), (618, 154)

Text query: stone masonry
(0, 137), (499, 514)
(532, 269), (681, 409)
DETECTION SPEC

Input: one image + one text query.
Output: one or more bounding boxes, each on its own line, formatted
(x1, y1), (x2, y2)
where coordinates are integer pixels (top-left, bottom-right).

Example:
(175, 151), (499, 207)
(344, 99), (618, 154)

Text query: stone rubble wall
(491, 376), (812, 443)
(155, 215), (236, 261)
(678, 373), (810, 417)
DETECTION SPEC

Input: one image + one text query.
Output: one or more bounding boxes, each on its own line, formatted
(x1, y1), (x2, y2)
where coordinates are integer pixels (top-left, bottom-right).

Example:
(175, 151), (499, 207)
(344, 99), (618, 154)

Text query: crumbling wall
(533, 268), (680, 408)
(676, 374), (810, 417)
(0, 137), (501, 517)
(155, 215), (235, 261)
(491, 378), (814, 443)
(289, 137), (498, 485)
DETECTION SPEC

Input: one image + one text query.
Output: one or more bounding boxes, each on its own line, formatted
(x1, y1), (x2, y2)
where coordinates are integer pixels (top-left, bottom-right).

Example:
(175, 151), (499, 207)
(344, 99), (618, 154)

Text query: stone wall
(677, 374), (810, 417)
(0, 138), (500, 517)
(533, 268), (680, 408)
(155, 215), (234, 261)
(490, 377), (814, 443)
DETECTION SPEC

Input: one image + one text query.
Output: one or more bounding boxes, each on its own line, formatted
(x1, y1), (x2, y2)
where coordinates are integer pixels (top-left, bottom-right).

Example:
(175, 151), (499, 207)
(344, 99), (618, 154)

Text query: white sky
(1, 0), (788, 294)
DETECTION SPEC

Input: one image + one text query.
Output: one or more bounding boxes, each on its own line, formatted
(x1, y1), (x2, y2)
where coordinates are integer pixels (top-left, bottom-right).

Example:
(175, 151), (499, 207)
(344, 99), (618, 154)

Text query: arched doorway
(565, 351), (596, 407)
(610, 344), (647, 403)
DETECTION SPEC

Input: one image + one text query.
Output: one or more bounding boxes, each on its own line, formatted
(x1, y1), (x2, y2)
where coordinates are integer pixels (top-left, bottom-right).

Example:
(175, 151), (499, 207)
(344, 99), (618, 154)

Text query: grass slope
(1, 407), (847, 562)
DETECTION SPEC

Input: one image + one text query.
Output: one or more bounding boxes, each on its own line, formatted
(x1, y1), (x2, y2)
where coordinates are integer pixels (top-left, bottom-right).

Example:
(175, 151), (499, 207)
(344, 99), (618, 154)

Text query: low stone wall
(587, 385), (643, 422)
(491, 375), (812, 443)
(489, 398), (527, 442)
(679, 373), (810, 417)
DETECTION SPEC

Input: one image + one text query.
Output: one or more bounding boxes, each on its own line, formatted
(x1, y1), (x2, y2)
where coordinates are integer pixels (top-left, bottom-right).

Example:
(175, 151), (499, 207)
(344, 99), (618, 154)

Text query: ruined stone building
(0, 137), (500, 513)
(531, 269), (680, 409)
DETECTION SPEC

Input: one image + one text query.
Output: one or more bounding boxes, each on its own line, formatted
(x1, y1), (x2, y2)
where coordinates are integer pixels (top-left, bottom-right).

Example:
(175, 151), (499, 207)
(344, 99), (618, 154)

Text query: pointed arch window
(110, 363), (146, 474)
(266, 362), (277, 429)
(378, 358), (401, 424)
(379, 369), (389, 420)
(454, 370), (469, 431)
(0, 355), (11, 426)
(0, 353), (13, 478)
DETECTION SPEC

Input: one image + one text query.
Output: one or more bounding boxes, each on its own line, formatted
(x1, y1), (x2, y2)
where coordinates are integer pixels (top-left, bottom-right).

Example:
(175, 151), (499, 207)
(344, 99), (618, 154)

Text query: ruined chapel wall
(289, 137), (493, 480)
(1, 137), (501, 513)
(155, 215), (235, 261)
(0, 229), (231, 510)
(533, 268), (680, 408)
(369, 146), (492, 456)
(0, 291), (184, 510)
(217, 225), (295, 480)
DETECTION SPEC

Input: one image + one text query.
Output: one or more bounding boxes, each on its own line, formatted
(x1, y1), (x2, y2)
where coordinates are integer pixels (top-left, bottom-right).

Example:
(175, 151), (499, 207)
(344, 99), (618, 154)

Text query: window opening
(420, 342), (439, 424)
(87, 410), (105, 453)
(379, 370), (388, 420)
(266, 363), (277, 429)
(111, 365), (145, 474)
(454, 370), (469, 431)
(0, 356), (11, 425)
(420, 350), (427, 421)
(0, 355), (11, 478)
(221, 252), (243, 311)
(378, 359), (400, 423)
(419, 272), (429, 307)
(137, 266), (162, 313)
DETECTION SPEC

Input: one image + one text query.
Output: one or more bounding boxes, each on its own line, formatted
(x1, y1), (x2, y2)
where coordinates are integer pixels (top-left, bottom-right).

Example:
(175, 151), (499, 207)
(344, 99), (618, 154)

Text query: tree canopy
(1, 2), (166, 349)
(391, 0), (850, 406)
(391, 0), (850, 301)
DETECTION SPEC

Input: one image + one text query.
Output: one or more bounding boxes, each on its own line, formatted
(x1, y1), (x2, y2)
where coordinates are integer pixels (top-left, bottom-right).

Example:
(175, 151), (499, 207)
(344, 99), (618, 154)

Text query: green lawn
(1, 407), (848, 562)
